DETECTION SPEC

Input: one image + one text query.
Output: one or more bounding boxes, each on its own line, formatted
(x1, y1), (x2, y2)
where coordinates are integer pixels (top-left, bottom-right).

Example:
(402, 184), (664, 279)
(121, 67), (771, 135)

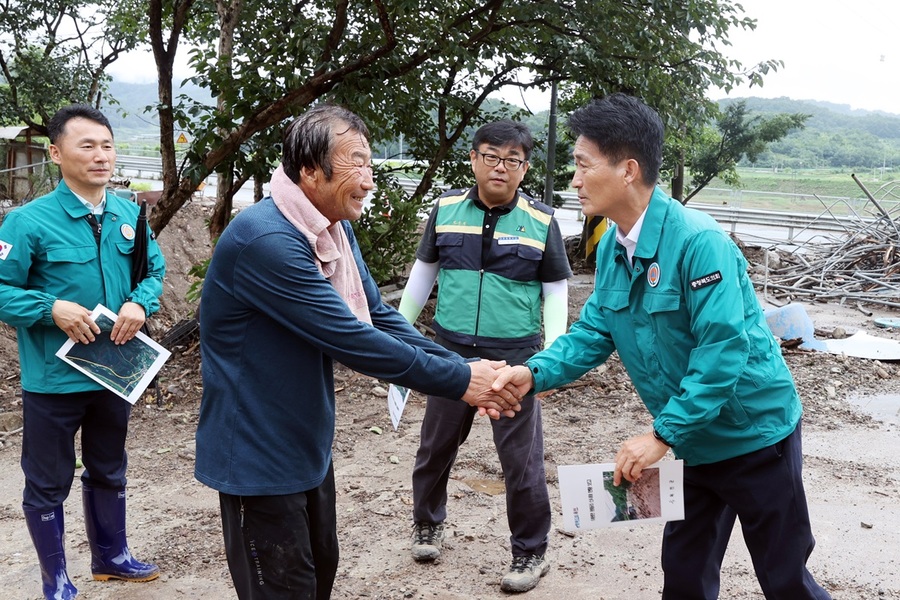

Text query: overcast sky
(108, 0), (899, 115)
(715, 0), (899, 114)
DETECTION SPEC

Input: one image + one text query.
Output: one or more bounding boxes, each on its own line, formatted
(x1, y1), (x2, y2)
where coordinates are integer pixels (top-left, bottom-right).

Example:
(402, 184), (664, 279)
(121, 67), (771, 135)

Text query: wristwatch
(653, 428), (673, 447)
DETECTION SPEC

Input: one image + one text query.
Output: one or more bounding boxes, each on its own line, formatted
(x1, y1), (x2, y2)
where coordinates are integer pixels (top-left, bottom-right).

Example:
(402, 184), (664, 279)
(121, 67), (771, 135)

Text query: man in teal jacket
(494, 94), (831, 599)
(0, 105), (165, 599)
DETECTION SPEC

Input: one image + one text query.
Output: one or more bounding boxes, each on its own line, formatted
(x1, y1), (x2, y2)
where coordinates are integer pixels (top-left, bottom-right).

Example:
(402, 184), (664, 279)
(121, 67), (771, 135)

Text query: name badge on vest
(497, 235), (519, 246)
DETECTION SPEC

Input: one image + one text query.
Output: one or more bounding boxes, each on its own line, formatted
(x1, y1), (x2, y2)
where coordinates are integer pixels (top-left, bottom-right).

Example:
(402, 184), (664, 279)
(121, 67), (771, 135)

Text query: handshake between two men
(460, 361), (535, 420)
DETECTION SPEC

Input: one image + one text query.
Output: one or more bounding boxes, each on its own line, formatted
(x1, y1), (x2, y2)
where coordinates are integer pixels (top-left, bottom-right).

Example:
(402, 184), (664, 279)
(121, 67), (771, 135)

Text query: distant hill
(102, 80), (212, 141)
(733, 97), (899, 119)
(722, 96), (900, 135)
(717, 97), (900, 169)
(811, 101), (900, 120)
(103, 80), (900, 169)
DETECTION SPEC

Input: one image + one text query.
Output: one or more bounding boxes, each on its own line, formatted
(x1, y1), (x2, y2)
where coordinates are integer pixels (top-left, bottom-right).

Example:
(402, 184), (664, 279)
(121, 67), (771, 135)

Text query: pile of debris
(751, 178), (900, 311)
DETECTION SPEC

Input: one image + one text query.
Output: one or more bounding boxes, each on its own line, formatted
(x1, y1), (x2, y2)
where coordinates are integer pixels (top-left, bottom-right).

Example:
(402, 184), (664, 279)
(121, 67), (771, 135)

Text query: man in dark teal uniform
(0, 105), (165, 599)
(494, 94), (832, 600)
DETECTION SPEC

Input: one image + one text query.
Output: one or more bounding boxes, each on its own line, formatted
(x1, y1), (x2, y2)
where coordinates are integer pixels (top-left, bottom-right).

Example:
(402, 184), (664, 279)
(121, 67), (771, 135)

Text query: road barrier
(559, 191), (878, 241)
(116, 155), (885, 241)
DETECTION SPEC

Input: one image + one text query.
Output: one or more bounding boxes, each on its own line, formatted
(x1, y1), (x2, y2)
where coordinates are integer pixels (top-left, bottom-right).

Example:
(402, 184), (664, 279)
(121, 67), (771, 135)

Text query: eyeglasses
(475, 151), (526, 171)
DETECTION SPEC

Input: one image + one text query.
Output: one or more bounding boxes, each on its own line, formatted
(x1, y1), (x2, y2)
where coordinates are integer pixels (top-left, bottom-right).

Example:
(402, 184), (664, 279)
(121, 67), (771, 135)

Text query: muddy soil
(0, 202), (898, 599)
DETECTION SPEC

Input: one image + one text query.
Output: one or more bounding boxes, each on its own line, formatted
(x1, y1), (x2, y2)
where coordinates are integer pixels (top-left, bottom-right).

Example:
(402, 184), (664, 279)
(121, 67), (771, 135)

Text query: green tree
(533, 1), (784, 250)
(0, 0), (142, 132)
(678, 101), (809, 203)
(559, 1), (784, 139)
(712, 97), (900, 171)
(143, 0), (779, 248)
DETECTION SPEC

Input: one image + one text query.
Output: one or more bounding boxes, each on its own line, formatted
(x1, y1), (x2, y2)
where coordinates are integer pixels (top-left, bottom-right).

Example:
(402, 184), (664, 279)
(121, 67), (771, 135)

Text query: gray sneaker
(500, 554), (550, 593)
(410, 522), (444, 562)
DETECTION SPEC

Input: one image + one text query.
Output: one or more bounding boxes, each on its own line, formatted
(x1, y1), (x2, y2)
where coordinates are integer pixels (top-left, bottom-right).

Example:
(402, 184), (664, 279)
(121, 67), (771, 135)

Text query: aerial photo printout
(55, 304), (171, 404)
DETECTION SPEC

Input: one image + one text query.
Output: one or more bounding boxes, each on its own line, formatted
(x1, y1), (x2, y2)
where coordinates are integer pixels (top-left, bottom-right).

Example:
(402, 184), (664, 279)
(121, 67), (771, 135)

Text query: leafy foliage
(351, 172), (426, 286)
(0, 0), (142, 132)
(4, 0), (788, 282)
(680, 101), (809, 203)
(143, 0), (775, 244)
(720, 97), (900, 171)
(185, 258), (209, 304)
(559, 1), (780, 142)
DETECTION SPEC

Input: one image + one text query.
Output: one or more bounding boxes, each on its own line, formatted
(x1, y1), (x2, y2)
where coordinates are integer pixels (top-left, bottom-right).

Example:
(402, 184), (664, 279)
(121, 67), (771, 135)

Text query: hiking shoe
(411, 522), (444, 562)
(500, 554), (550, 593)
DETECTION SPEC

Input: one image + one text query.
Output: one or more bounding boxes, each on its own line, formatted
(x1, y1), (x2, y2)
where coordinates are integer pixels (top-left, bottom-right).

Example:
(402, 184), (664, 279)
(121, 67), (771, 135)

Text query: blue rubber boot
(23, 506), (78, 600)
(82, 485), (159, 582)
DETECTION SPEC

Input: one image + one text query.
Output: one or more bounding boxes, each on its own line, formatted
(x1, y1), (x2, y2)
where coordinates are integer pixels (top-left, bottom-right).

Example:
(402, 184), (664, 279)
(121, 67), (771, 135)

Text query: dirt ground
(0, 201), (899, 599)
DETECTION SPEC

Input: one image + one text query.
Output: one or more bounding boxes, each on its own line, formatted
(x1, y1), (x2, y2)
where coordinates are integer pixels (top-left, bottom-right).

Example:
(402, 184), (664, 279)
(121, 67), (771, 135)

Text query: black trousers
(220, 463), (339, 600)
(413, 337), (551, 556)
(412, 393), (551, 556)
(661, 423), (831, 600)
(411, 339), (550, 557)
(21, 389), (131, 510)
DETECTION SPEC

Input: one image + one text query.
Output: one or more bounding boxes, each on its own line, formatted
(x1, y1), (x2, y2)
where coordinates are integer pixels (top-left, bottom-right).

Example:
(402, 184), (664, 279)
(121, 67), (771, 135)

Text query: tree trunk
(207, 0), (243, 243)
(209, 167), (235, 241)
(672, 155), (685, 204)
(147, 0), (198, 236)
(254, 178), (263, 202)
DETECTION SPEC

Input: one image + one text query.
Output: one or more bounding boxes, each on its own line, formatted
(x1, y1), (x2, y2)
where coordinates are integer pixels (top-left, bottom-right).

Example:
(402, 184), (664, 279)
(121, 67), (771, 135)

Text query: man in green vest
(399, 119), (572, 593)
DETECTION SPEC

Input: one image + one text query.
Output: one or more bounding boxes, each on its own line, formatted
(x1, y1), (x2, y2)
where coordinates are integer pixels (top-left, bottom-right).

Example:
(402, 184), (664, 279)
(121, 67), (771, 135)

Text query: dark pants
(220, 463), (339, 600)
(661, 423), (831, 600)
(412, 339), (550, 557)
(21, 389), (131, 510)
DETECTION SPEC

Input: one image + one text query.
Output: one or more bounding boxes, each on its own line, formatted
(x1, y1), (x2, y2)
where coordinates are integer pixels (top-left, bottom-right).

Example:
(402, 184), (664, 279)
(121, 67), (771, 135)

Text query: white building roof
(0, 126), (38, 140)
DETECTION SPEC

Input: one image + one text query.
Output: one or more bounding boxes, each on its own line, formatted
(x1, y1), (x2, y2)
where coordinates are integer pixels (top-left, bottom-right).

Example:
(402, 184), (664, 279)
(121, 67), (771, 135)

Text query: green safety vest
(433, 190), (553, 347)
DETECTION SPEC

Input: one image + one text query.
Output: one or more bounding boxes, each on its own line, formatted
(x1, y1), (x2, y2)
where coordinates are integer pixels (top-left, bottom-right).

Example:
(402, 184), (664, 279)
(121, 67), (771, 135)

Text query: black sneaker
(500, 554), (550, 593)
(410, 522), (444, 562)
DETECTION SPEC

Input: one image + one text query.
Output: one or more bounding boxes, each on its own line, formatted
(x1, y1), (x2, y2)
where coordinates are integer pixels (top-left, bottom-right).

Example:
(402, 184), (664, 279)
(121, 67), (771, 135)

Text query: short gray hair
(282, 104), (370, 182)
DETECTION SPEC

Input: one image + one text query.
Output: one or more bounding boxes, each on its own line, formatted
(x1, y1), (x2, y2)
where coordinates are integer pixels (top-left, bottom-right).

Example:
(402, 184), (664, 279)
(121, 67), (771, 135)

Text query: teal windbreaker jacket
(0, 180), (166, 393)
(528, 188), (801, 465)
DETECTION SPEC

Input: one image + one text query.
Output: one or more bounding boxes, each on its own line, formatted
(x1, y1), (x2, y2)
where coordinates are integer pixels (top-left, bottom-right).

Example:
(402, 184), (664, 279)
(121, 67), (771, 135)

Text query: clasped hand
(461, 360), (528, 420)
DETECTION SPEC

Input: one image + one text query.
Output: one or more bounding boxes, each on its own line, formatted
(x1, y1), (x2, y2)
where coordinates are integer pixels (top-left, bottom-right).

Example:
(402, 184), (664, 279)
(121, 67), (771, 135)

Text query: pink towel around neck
(270, 164), (372, 324)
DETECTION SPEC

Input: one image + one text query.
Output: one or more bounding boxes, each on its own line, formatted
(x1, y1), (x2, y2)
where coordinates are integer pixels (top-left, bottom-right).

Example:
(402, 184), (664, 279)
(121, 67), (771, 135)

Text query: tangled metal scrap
(756, 177), (900, 311)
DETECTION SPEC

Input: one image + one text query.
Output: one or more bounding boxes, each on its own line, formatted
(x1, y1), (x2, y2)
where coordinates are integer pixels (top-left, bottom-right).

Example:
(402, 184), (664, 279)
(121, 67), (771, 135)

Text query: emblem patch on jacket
(690, 271), (722, 290)
(647, 262), (660, 287)
(0, 240), (12, 260)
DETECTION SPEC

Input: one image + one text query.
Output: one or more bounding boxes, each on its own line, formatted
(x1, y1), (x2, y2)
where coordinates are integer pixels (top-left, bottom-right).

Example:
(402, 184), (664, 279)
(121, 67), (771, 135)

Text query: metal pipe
(852, 172), (899, 237)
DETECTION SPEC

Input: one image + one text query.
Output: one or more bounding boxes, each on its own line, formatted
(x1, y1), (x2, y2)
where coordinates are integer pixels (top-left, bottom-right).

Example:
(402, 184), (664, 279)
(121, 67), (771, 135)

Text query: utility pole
(543, 81), (558, 205)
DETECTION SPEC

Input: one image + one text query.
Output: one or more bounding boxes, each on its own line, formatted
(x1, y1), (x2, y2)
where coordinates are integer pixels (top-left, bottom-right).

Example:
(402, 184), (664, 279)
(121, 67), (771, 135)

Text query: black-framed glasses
(475, 151), (526, 171)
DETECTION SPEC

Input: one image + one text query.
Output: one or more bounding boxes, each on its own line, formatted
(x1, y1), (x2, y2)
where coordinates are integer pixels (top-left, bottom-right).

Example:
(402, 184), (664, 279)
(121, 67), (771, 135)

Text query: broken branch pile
(754, 179), (900, 310)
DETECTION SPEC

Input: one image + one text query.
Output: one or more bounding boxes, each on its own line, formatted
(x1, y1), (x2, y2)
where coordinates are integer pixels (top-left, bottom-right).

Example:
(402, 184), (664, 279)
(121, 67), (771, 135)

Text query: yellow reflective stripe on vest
(516, 201), (553, 226)
(437, 191), (469, 207)
(435, 223), (482, 235)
